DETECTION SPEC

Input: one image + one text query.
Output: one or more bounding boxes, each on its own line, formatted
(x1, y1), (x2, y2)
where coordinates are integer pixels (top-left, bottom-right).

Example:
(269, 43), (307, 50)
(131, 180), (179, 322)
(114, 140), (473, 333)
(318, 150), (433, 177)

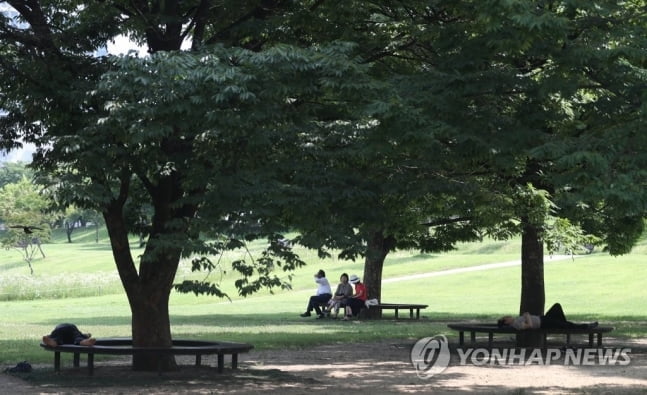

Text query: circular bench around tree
(40, 338), (254, 375)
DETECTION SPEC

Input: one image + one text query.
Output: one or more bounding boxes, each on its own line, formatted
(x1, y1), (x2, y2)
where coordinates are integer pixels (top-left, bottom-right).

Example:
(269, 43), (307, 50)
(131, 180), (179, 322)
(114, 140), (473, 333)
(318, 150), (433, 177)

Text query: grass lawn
(0, 228), (645, 365)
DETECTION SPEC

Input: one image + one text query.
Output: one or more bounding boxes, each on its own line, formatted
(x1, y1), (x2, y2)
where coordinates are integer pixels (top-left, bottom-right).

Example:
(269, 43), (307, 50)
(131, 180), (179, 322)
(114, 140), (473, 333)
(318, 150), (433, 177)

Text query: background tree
(259, 1), (511, 316)
(0, 177), (51, 273)
(55, 206), (103, 243)
(0, 162), (33, 189)
(433, 0), (647, 346)
(282, 0), (646, 324)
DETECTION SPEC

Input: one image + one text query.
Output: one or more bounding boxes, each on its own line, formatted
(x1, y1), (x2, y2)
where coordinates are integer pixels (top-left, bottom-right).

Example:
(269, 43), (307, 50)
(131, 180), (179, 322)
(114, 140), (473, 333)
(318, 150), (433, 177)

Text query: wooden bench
(447, 323), (614, 349)
(40, 338), (253, 375)
(373, 303), (428, 319)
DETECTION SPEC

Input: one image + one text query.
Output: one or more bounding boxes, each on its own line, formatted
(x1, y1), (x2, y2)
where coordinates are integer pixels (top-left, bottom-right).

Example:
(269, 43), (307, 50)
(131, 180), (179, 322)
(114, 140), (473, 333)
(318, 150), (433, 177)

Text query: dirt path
(3, 334), (645, 394)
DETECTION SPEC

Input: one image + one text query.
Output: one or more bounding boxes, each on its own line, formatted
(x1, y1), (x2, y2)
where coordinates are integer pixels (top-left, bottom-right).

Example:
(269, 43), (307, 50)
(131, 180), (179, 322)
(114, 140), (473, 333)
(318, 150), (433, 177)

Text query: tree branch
(6, 0), (60, 55)
(422, 216), (472, 227)
(188, 0), (212, 50)
(204, 0), (288, 46)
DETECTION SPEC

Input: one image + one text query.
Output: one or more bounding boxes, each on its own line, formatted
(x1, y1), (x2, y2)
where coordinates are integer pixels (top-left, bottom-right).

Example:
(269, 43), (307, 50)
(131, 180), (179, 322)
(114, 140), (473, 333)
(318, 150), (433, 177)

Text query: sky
(0, 143), (37, 163)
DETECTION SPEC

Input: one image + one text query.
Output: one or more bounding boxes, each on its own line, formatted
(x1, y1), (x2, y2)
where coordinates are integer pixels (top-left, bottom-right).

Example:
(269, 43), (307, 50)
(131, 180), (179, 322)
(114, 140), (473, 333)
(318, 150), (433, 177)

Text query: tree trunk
(517, 219), (545, 347)
(130, 284), (176, 370)
(104, 201), (182, 371)
(362, 231), (395, 319)
(65, 221), (73, 243)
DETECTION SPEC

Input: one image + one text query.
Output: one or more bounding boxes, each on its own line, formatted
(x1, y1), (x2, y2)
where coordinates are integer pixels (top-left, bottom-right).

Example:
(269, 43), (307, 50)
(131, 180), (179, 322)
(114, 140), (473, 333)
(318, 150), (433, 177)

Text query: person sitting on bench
(42, 323), (96, 347)
(300, 269), (332, 318)
(342, 274), (367, 320)
(321, 273), (353, 319)
(497, 303), (598, 330)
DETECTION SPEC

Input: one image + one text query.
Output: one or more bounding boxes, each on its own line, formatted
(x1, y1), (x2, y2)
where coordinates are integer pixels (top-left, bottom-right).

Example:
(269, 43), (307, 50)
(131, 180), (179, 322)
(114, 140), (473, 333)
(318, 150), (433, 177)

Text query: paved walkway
(383, 254), (577, 284)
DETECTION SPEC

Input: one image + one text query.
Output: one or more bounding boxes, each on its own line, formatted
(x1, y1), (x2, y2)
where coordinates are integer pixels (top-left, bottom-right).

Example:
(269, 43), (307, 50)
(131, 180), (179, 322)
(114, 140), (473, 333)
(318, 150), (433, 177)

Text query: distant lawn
(0, 227), (523, 301)
(0, 227), (644, 364)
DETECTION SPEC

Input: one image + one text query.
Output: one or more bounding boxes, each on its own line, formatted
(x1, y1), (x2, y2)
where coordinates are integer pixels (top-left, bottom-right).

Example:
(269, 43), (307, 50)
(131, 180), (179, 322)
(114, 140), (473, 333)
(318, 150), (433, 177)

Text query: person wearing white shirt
(300, 269), (332, 318)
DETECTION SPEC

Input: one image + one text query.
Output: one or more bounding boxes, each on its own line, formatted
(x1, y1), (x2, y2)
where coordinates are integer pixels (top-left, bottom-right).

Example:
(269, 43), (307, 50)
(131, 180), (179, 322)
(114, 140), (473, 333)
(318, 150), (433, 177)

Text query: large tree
(411, 1), (647, 347)
(473, 0), (647, 324)
(0, 1), (376, 370)
(282, 0), (646, 323)
(268, 1), (514, 315)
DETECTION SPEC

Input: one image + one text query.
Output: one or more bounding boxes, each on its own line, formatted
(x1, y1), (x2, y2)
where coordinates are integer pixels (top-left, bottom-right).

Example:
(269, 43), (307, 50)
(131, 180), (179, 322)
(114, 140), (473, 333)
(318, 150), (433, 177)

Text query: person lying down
(42, 323), (96, 347)
(497, 303), (598, 330)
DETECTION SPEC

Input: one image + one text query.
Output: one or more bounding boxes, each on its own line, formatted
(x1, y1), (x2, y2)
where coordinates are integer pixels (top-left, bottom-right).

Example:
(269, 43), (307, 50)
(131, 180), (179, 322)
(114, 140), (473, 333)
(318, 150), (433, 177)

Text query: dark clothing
(306, 293), (332, 315)
(540, 303), (589, 329)
(48, 323), (89, 345)
(345, 298), (365, 316)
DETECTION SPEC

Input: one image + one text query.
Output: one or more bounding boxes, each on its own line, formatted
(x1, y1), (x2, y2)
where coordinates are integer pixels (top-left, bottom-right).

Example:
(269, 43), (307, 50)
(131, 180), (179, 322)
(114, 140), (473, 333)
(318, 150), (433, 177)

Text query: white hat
(350, 274), (360, 284)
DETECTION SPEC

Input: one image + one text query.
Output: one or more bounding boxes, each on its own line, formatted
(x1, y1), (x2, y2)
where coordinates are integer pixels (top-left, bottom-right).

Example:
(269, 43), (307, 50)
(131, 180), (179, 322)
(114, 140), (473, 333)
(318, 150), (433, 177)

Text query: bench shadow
(20, 362), (319, 391)
(11, 333), (647, 393)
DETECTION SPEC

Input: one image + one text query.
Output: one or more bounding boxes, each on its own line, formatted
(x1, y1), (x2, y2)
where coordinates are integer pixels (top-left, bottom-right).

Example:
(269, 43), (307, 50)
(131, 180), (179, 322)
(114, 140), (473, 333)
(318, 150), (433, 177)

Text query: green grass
(0, 227), (645, 365)
(0, 228), (522, 301)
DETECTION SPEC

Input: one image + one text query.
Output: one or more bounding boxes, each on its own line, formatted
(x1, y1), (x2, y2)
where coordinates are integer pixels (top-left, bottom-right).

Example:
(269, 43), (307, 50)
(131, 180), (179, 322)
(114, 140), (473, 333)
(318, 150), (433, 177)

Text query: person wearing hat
(343, 274), (367, 320)
(300, 269), (332, 318)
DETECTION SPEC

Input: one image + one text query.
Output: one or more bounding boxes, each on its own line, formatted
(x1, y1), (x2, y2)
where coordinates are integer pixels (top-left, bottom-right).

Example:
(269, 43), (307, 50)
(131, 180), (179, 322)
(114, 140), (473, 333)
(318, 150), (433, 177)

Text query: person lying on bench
(42, 323), (96, 347)
(497, 303), (598, 330)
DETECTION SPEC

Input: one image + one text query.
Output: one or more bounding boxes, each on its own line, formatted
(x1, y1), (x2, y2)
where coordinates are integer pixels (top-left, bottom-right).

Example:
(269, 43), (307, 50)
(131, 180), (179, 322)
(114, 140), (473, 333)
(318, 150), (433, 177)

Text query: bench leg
(597, 333), (602, 347)
(217, 353), (224, 373)
(54, 351), (61, 372)
(195, 354), (202, 366)
(409, 308), (413, 319)
(459, 331), (464, 346)
(566, 334), (571, 346)
(488, 333), (493, 349)
(470, 331), (476, 344)
(588, 333), (594, 346)
(232, 354), (238, 370)
(73, 352), (80, 368)
(394, 308), (399, 319)
(415, 309), (420, 319)
(88, 354), (94, 376)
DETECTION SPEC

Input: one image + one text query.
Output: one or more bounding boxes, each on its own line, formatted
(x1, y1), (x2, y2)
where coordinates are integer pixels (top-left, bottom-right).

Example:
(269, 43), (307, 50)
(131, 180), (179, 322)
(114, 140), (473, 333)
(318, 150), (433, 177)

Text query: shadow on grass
(7, 364), (646, 395)
(0, 260), (31, 271)
(75, 243), (142, 252)
(385, 253), (442, 264)
(11, 363), (317, 392)
(10, 339), (645, 394)
(4, 325), (646, 394)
